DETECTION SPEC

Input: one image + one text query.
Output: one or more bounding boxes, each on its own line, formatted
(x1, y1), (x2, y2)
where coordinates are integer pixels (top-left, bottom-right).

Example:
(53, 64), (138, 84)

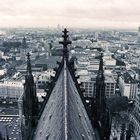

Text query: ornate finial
(59, 28), (72, 58)
(26, 52), (32, 75)
(63, 28), (69, 34)
(27, 52), (30, 59)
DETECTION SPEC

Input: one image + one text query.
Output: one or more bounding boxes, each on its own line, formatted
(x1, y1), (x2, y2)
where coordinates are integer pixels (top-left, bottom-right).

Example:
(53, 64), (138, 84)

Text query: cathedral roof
(33, 59), (97, 140)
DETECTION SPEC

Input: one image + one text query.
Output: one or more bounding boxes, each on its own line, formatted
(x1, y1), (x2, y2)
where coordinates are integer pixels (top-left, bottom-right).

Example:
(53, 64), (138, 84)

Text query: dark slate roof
(33, 60), (97, 140)
(122, 72), (136, 84)
(35, 56), (62, 69)
(116, 59), (126, 66)
(131, 67), (140, 74)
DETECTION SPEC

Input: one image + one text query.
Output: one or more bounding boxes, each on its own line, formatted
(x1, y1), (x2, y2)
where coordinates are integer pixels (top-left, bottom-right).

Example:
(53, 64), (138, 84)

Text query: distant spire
(22, 37), (27, 56)
(23, 52), (38, 136)
(26, 52), (32, 75)
(22, 37), (27, 48)
(92, 51), (106, 127)
(59, 28), (72, 59)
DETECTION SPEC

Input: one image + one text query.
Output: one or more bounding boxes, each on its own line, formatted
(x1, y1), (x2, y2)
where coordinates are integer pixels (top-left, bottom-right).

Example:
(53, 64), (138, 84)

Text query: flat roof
(105, 74), (116, 83)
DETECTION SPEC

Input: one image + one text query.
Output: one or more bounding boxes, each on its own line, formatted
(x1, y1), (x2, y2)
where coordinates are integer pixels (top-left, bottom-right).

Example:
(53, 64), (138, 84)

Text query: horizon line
(0, 26), (138, 31)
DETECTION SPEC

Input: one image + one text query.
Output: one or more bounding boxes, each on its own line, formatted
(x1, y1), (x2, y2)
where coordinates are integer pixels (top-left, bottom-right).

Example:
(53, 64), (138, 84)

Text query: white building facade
(0, 80), (24, 100)
(119, 72), (137, 99)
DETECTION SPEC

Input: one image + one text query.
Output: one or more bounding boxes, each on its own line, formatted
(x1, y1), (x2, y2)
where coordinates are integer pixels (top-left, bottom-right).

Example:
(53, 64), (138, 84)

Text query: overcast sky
(0, 0), (140, 29)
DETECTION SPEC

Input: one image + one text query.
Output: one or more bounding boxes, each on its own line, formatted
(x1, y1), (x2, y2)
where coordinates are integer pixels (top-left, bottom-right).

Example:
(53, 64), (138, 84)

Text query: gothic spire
(96, 52), (106, 109)
(97, 52), (104, 79)
(26, 52), (32, 76)
(59, 28), (72, 60)
(99, 52), (103, 71)
(92, 52), (112, 140)
(22, 52), (38, 139)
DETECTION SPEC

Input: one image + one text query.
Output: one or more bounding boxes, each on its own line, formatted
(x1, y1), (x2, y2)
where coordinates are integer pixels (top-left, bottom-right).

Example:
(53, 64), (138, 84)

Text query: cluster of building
(0, 27), (139, 139)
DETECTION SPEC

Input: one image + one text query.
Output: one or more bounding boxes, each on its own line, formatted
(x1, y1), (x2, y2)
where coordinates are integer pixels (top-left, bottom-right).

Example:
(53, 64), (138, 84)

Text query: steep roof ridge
(64, 58), (68, 139)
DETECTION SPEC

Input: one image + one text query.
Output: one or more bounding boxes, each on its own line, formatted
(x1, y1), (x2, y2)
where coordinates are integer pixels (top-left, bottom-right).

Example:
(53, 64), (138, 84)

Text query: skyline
(0, 0), (140, 29)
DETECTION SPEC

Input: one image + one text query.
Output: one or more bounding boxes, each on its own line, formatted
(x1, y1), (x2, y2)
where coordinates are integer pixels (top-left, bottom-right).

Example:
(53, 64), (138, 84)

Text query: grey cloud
(0, 0), (140, 28)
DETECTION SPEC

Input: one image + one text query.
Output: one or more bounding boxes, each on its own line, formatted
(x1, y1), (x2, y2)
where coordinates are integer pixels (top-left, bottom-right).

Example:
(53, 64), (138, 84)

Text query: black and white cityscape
(0, 27), (139, 140)
(0, 0), (140, 140)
